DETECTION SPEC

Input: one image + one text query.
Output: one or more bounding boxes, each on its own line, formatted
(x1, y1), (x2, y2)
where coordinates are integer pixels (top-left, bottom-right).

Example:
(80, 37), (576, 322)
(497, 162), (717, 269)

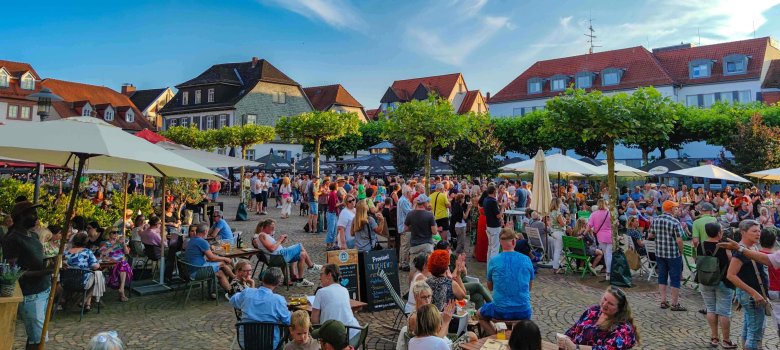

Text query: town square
(3, 1), (780, 350)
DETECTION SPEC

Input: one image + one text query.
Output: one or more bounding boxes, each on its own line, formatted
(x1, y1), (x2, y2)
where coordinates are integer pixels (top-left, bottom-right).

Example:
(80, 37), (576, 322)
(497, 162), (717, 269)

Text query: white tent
(746, 167), (780, 181)
(669, 164), (750, 183)
(156, 141), (258, 169)
(501, 153), (607, 176)
(596, 163), (651, 177)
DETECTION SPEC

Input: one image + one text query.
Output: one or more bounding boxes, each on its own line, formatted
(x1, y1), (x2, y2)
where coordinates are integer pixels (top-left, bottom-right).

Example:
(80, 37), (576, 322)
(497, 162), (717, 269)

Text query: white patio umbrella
(0, 117), (222, 349)
(530, 150), (553, 215)
(502, 153), (607, 176)
(746, 167), (780, 181)
(596, 163), (651, 177)
(669, 164), (750, 183)
(156, 141), (258, 169)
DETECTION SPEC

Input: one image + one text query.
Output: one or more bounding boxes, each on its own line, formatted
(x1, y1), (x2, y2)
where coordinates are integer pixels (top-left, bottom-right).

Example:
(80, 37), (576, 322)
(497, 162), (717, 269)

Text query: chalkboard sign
(326, 249), (360, 301)
(360, 249), (400, 312)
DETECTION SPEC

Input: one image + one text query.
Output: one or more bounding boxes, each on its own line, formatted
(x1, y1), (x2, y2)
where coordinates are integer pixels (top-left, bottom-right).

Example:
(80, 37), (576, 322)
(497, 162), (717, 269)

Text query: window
(181, 117), (189, 128)
(686, 95), (698, 107)
(689, 59), (713, 78)
(21, 74), (34, 90)
(194, 90), (201, 104)
(385, 102), (396, 111)
(169, 118), (178, 128)
(193, 116), (201, 130)
(601, 68), (623, 86)
(245, 149), (255, 160)
(512, 107), (523, 116)
(82, 105), (92, 117)
(8, 105), (18, 118)
(272, 92), (286, 104)
(245, 114), (256, 125)
(20, 106), (30, 120)
(126, 110), (134, 123)
(527, 78), (543, 94)
(206, 115), (214, 129)
(207, 88), (214, 103)
(550, 75), (568, 91)
(104, 109), (114, 121)
(218, 115), (227, 128)
(737, 90), (751, 103)
(458, 83), (465, 93)
(719, 92), (733, 104)
(0, 71), (7, 87)
(723, 54), (748, 75)
(182, 91), (189, 105)
(702, 94), (715, 108)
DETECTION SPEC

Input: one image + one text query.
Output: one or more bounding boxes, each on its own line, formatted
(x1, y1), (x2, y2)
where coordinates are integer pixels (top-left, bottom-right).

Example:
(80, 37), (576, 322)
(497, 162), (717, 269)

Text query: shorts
(435, 218), (450, 231)
(255, 192), (263, 201)
(192, 261), (221, 279)
(309, 202), (318, 215)
(279, 243), (303, 263)
(656, 256), (683, 288)
(700, 282), (735, 317)
(20, 288), (51, 344)
(479, 302), (531, 321)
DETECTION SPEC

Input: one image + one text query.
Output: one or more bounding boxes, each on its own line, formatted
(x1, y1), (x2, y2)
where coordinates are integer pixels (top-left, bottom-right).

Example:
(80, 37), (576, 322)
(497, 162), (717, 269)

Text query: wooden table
(289, 299), (368, 313)
(0, 283), (23, 350)
(214, 247), (260, 259)
(99, 260), (117, 270)
(458, 332), (557, 350)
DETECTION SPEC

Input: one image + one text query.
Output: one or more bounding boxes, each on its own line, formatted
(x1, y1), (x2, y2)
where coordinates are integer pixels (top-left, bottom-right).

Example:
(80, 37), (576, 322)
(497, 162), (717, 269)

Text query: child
(285, 310), (320, 350)
(759, 229), (780, 338)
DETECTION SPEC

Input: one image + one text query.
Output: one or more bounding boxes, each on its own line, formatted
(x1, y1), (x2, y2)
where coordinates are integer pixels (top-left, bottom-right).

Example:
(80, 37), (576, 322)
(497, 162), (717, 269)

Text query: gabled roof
(303, 84), (363, 111)
(490, 47), (674, 103)
(42, 78), (153, 131)
(177, 58), (298, 88)
(129, 88), (167, 112)
(457, 90), (482, 114)
(653, 37), (770, 86)
(381, 73), (462, 103)
(0, 59), (42, 101)
(0, 59), (41, 80)
(368, 141), (394, 149)
(763, 59), (780, 89)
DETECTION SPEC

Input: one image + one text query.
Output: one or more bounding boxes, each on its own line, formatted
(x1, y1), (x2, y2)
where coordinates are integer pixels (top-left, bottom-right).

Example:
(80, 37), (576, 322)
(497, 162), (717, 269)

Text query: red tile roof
(457, 90), (482, 114)
(763, 59), (780, 89)
(653, 37), (770, 86)
(384, 73), (462, 102)
(42, 78), (153, 131)
(366, 108), (380, 121)
(303, 84), (364, 111)
(0, 59), (42, 102)
(0, 60), (41, 80)
(490, 47), (674, 103)
(763, 91), (780, 105)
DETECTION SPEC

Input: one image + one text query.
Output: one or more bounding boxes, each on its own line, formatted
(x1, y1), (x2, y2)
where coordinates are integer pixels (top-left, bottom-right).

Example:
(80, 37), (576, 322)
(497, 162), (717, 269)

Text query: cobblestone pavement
(15, 195), (780, 349)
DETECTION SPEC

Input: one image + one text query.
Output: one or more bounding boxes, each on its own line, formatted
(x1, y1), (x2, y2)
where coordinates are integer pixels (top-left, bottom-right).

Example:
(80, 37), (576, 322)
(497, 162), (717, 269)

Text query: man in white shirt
(337, 195), (357, 249)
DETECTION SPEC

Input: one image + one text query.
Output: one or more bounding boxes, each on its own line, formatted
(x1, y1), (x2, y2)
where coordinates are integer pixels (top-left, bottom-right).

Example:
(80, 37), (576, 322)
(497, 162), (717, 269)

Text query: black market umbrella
(296, 156), (335, 174)
(254, 152), (293, 173)
(639, 158), (692, 178)
(428, 159), (454, 176)
(346, 154), (397, 176)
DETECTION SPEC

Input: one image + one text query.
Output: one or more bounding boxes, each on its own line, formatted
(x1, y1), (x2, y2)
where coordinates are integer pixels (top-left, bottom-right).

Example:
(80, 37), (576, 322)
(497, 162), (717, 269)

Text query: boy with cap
(312, 320), (354, 350)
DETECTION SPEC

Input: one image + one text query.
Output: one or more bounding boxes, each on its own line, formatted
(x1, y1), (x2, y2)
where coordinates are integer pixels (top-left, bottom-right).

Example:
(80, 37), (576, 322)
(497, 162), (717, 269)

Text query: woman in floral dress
(99, 228), (132, 301)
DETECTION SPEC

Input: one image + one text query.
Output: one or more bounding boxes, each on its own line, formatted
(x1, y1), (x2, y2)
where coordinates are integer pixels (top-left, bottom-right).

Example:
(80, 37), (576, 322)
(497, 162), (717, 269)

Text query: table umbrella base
(131, 282), (172, 296)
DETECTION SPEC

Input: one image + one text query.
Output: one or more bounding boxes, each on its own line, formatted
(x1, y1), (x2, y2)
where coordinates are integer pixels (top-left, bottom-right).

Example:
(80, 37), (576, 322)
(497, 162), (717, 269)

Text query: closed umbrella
(530, 150), (553, 215)
(669, 164), (750, 183)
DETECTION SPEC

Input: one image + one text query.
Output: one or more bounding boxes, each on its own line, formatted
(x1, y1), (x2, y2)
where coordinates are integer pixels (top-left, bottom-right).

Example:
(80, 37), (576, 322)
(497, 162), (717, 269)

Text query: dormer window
(194, 90), (201, 104)
(0, 70), (8, 87)
(601, 68), (624, 86)
(527, 78), (543, 94)
(575, 72), (594, 89)
(104, 107), (114, 121)
(207, 88), (214, 103)
(689, 59), (714, 79)
(21, 73), (34, 90)
(182, 91), (189, 105)
(550, 75), (568, 91)
(126, 109), (134, 123)
(724, 54), (748, 75)
(82, 104), (93, 117)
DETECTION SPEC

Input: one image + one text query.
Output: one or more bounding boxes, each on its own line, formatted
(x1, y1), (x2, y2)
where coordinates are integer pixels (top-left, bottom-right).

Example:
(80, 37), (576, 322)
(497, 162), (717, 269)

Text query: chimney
(121, 83), (136, 96)
(251, 57), (259, 68)
(485, 92), (491, 102)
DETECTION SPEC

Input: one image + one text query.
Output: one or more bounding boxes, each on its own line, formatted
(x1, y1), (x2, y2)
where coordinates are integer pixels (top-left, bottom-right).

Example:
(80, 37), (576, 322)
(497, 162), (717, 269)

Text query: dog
(299, 201), (309, 216)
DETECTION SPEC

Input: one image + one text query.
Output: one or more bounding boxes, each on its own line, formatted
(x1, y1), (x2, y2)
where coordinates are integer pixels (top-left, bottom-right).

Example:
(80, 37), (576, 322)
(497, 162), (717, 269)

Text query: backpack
(695, 245), (722, 287)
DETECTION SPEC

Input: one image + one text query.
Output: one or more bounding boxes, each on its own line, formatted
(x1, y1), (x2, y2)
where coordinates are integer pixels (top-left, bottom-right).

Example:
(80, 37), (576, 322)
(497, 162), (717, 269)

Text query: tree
(493, 111), (548, 156)
(212, 125), (275, 202)
(390, 138), (424, 177)
(720, 114), (780, 175)
(383, 94), (469, 192)
(621, 87), (679, 165)
(160, 126), (215, 149)
(276, 111), (361, 177)
(449, 113), (502, 178)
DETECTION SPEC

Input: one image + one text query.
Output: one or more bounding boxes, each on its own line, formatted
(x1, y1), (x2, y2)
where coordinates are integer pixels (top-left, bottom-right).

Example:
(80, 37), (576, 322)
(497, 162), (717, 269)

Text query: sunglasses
(347, 198), (355, 203)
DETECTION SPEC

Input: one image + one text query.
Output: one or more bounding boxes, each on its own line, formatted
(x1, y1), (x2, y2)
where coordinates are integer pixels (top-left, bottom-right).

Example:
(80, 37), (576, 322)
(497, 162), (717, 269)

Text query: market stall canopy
(0, 117), (221, 180)
(135, 128), (171, 144)
(296, 155), (336, 174)
(530, 150), (553, 215)
(253, 152), (292, 172)
(670, 164), (751, 183)
(746, 167), (780, 181)
(596, 163), (651, 177)
(638, 158), (691, 177)
(501, 153), (606, 176)
(153, 141), (258, 169)
(346, 154), (397, 176)
(428, 159), (454, 176)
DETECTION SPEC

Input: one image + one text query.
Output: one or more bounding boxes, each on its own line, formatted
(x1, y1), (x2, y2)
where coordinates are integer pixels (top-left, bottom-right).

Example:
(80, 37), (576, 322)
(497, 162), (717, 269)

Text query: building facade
(375, 73), (487, 117)
(159, 57), (313, 160)
(125, 84), (175, 130)
(303, 84), (367, 121)
(0, 60), (41, 123)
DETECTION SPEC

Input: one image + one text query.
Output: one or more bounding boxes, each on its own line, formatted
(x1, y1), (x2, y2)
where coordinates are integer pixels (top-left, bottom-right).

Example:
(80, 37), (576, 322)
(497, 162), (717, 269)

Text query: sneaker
(295, 279), (315, 287)
(309, 264), (323, 272)
(594, 265), (604, 273)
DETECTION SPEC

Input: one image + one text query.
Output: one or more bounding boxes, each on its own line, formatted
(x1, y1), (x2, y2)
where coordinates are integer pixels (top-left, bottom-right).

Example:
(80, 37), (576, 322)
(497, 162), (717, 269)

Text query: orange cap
(662, 200), (679, 212)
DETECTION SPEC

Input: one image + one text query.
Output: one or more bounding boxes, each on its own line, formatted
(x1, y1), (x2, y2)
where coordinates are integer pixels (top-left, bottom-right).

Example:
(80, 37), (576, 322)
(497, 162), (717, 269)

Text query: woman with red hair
(425, 249), (466, 310)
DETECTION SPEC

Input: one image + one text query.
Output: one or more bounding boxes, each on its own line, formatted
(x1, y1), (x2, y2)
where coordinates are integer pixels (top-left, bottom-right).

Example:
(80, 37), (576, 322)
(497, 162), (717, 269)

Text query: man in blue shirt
(515, 181), (530, 209)
(185, 223), (234, 298)
(230, 267), (291, 349)
(478, 228), (534, 335)
(208, 210), (234, 243)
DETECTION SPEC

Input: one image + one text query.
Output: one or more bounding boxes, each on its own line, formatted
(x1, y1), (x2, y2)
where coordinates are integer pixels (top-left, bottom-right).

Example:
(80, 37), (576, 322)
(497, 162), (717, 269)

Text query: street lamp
(26, 88), (63, 203)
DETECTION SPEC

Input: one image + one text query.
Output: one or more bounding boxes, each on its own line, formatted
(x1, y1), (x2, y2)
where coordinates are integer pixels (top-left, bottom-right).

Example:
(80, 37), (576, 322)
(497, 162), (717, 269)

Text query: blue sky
(3, 0), (780, 109)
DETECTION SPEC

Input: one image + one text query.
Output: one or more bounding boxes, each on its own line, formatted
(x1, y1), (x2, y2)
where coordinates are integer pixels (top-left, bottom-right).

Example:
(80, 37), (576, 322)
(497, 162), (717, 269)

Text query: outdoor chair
(378, 269), (408, 332)
(141, 243), (161, 281)
(129, 240), (148, 270)
(235, 321), (289, 350)
(682, 244), (698, 289)
(561, 236), (595, 278)
(524, 226), (546, 261)
(174, 252), (220, 306)
(345, 324), (369, 350)
(59, 268), (100, 321)
(642, 241), (658, 282)
(254, 250), (291, 291)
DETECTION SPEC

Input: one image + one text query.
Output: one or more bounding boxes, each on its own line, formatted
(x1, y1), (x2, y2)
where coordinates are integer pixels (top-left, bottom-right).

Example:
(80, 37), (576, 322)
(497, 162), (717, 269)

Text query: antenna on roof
(697, 27), (701, 46)
(584, 14), (600, 54)
(753, 20), (756, 38)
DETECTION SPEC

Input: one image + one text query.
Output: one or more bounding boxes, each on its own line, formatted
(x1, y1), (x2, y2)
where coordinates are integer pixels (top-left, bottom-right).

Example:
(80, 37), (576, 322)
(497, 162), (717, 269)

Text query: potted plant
(0, 262), (23, 297)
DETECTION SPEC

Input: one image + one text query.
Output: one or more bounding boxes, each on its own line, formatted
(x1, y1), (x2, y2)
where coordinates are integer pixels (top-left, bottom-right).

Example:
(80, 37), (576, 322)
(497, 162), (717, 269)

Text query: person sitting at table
(312, 264), (361, 341)
(113, 209), (135, 233)
(229, 260), (255, 296)
(478, 228), (534, 335)
(254, 219), (321, 287)
(230, 267), (290, 349)
(409, 304), (450, 350)
(405, 253), (430, 313)
(163, 202), (181, 235)
(436, 240), (492, 310)
(139, 216), (164, 259)
(285, 310), (320, 350)
(99, 228), (132, 302)
(426, 249), (466, 311)
(558, 286), (639, 350)
(63, 231), (103, 312)
(184, 223), (234, 299)
(509, 320), (542, 350)
(85, 221), (106, 251)
(208, 209), (234, 243)
(312, 320), (355, 350)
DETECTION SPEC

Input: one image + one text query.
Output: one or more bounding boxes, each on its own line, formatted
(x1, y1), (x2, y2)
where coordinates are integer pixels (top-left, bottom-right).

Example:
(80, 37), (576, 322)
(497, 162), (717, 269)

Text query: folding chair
(524, 226), (546, 261)
(345, 324), (369, 350)
(642, 241), (658, 282)
(561, 236), (594, 278)
(378, 269), (408, 332)
(174, 252), (221, 306)
(682, 244), (698, 289)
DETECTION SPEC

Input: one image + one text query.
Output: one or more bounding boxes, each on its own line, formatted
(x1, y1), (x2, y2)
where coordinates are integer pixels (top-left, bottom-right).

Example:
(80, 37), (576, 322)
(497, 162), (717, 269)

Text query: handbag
(750, 258), (773, 317)
(367, 224), (383, 251)
(625, 248), (641, 271)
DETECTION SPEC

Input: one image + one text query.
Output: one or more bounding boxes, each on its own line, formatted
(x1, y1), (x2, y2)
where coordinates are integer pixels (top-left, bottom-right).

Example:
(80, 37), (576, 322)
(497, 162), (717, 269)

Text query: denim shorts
(656, 256), (683, 288)
(479, 302), (531, 321)
(279, 243), (303, 263)
(192, 262), (221, 279)
(20, 288), (51, 344)
(699, 282), (735, 317)
(309, 202), (318, 215)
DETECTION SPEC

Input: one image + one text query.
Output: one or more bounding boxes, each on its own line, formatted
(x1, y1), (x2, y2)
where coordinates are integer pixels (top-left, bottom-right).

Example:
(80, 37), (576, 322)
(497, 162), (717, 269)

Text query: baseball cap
(700, 202), (715, 212)
(312, 320), (348, 349)
(11, 201), (42, 219)
(415, 194), (430, 204)
(662, 200), (679, 212)
(521, 181), (528, 186)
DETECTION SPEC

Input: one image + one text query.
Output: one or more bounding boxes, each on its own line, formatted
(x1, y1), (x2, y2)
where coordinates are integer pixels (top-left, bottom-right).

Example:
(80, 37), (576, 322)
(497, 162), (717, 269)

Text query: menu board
(326, 249), (360, 301)
(360, 249), (400, 312)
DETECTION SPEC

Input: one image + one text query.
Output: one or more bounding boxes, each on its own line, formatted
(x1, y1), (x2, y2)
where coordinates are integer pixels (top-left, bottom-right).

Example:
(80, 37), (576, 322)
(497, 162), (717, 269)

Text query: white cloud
(261, 0), (367, 33)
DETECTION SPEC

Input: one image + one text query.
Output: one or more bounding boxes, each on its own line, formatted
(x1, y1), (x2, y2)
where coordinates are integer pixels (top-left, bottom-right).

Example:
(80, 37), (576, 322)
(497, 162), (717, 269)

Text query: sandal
(721, 340), (737, 349)
(670, 303), (687, 311)
(660, 301), (670, 309)
(709, 337), (719, 347)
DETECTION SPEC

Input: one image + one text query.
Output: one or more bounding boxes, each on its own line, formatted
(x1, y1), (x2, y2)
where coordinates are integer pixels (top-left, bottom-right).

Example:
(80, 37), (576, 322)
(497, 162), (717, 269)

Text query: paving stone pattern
(15, 195), (780, 349)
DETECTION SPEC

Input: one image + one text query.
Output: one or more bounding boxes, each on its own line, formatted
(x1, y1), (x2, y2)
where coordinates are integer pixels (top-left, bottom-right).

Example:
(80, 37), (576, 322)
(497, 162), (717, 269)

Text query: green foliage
(390, 139), (424, 177)
(720, 114), (780, 175)
(493, 111), (549, 156)
(111, 191), (154, 218)
(620, 87), (679, 164)
(160, 126), (216, 149)
(164, 178), (205, 205)
(212, 125), (275, 150)
(0, 178), (34, 215)
(449, 113), (502, 178)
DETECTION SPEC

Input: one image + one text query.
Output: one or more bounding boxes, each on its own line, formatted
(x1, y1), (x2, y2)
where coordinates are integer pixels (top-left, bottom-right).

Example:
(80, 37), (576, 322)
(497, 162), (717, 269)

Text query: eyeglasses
(347, 199), (355, 203)
(241, 268), (252, 272)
